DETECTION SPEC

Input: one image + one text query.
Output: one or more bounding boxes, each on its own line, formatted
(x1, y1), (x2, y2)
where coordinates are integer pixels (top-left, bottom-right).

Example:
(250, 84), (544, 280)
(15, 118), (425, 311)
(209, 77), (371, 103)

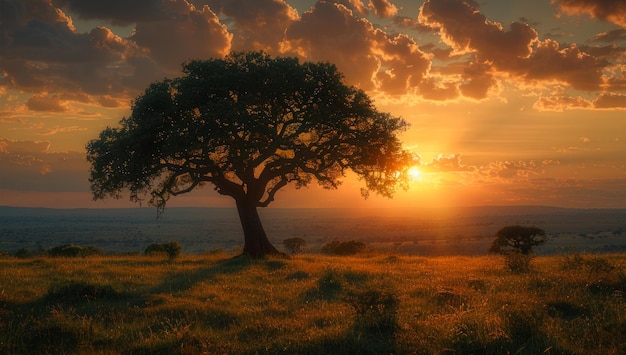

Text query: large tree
(86, 52), (412, 258)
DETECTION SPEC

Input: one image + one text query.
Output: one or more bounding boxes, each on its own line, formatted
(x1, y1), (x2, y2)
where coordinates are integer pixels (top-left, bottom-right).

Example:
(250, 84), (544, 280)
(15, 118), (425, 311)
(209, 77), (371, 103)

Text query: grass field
(1, 251), (626, 354)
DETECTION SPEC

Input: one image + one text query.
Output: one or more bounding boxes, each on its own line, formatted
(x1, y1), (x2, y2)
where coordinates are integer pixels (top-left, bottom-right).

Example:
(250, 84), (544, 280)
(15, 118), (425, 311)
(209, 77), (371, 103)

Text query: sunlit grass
(1, 252), (626, 353)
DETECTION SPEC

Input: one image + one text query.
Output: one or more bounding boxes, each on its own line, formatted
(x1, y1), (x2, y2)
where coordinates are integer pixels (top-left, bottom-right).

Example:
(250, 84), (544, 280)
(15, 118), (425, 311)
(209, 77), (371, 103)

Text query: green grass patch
(1, 252), (626, 353)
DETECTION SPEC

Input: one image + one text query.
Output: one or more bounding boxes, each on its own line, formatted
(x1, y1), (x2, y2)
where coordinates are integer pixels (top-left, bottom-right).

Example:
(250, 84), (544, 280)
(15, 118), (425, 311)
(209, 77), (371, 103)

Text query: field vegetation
(2, 249), (626, 354)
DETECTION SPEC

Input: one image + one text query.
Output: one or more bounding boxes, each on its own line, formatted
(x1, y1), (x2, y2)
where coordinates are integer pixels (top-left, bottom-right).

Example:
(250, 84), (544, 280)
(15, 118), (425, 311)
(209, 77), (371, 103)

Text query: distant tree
(15, 248), (30, 259)
(283, 237), (307, 254)
(322, 240), (367, 255)
(48, 245), (82, 257)
(489, 225), (547, 255)
(86, 51), (413, 258)
(48, 244), (103, 257)
(145, 241), (182, 260)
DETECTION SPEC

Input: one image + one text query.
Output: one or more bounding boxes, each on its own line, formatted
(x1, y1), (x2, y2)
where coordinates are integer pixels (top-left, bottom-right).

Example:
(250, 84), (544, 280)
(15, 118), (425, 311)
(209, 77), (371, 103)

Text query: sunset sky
(1, 0), (626, 210)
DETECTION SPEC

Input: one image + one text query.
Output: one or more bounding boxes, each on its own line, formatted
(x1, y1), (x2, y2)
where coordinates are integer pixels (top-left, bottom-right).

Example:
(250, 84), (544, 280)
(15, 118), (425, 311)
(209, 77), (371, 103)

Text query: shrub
(81, 245), (104, 257)
(14, 248), (30, 259)
(322, 240), (366, 255)
(283, 237), (306, 254)
(504, 252), (533, 273)
(48, 245), (82, 257)
(489, 225), (546, 255)
(145, 241), (182, 260)
(47, 244), (103, 257)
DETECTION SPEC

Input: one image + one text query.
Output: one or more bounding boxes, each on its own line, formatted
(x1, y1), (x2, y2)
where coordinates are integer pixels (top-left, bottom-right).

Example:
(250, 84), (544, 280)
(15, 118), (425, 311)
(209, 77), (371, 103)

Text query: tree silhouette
(489, 225), (547, 255)
(86, 52), (412, 258)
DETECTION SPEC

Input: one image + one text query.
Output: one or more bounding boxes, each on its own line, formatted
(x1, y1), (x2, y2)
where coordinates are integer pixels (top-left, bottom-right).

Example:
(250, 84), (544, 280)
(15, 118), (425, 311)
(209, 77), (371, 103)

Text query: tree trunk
(235, 198), (281, 258)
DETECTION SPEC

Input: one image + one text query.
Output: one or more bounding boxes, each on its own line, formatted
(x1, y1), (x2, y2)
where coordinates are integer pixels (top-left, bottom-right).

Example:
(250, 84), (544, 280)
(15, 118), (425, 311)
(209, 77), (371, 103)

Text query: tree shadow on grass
(150, 255), (253, 295)
(0, 255), (253, 354)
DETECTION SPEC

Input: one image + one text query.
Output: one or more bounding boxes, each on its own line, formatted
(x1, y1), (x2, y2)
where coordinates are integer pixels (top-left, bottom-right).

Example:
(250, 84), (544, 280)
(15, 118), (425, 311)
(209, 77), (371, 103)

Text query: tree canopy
(489, 225), (547, 255)
(86, 51), (413, 257)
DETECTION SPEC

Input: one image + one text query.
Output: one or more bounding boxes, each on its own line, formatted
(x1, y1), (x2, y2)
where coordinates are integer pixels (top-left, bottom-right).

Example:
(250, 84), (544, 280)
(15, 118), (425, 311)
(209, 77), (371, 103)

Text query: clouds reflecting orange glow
(1, 0), (626, 209)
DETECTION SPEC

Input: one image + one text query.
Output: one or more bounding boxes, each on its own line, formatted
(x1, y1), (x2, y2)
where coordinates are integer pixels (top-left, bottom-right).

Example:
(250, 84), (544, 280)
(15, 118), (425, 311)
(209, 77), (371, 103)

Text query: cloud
(419, 0), (538, 62)
(129, 2), (232, 71)
(419, 0), (608, 92)
(0, 138), (50, 154)
(26, 95), (70, 112)
(591, 29), (626, 42)
(417, 77), (459, 101)
(478, 159), (560, 180)
(53, 0), (167, 25)
(39, 126), (88, 136)
(282, 1), (431, 94)
(2, 8), (137, 94)
(0, 139), (90, 192)
(204, 0), (298, 51)
(534, 93), (626, 111)
(533, 96), (593, 111)
(594, 92), (626, 109)
(460, 61), (496, 100)
(421, 153), (474, 172)
(369, 0), (398, 18)
(0, 149), (90, 192)
(555, 0), (626, 28)
(1, 0), (231, 112)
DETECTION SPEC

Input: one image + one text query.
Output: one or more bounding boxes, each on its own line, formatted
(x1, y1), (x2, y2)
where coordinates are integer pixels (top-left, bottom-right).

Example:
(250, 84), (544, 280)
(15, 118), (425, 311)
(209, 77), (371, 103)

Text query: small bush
(321, 240), (366, 255)
(14, 248), (30, 259)
(504, 252), (533, 273)
(81, 245), (104, 257)
(145, 241), (182, 260)
(48, 245), (82, 257)
(283, 237), (306, 254)
(47, 244), (103, 258)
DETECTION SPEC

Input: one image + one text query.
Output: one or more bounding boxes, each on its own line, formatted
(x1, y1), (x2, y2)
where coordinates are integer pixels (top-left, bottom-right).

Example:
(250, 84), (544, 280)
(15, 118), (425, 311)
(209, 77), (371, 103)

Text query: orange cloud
(0, 147), (89, 192)
(39, 126), (88, 136)
(26, 95), (70, 112)
(0, 138), (50, 154)
(369, 0), (398, 18)
(130, 2), (232, 71)
(419, 0), (608, 94)
(283, 1), (430, 94)
(555, 0), (626, 28)
(204, 0), (298, 52)
(534, 93), (626, 111)
(533, 96), (593, 111)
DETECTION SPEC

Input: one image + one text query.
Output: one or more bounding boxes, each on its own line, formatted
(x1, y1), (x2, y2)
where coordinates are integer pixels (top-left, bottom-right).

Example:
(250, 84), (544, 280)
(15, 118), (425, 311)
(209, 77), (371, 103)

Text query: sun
(407, 166), (422, 181)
